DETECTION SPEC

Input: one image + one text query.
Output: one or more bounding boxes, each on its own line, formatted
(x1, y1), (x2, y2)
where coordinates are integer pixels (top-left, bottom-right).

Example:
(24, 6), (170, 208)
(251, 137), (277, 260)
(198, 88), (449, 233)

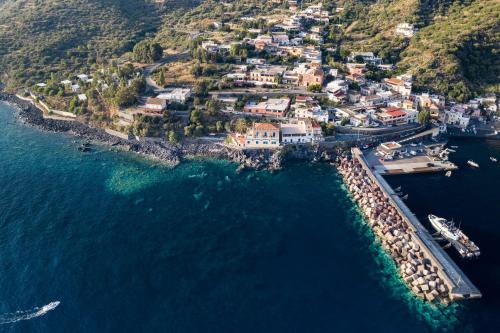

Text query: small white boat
(451, 145), (459, 149)
(467, 160), (479, 168)
(447, 148), (456, 153)
(428, 214), (459, 241)
(445, 171), (452, 177)
(490, 157), (498, 162)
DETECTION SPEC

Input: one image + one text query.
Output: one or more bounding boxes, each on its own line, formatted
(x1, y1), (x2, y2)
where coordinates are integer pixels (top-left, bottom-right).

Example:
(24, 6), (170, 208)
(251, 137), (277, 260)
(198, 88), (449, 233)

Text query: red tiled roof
(385, 78), (404, 86)
(386, 109), (406, 117)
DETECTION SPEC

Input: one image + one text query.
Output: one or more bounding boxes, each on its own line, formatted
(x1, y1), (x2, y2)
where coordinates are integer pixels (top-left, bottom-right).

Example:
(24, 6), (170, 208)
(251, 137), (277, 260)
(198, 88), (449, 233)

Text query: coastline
(0, 92), (342, 170)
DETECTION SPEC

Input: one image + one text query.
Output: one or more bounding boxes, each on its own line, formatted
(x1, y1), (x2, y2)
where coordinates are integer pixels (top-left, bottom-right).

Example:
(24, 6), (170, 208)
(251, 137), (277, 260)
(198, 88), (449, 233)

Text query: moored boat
(467, 160), (479, 168)
(428, 214), (459, 241)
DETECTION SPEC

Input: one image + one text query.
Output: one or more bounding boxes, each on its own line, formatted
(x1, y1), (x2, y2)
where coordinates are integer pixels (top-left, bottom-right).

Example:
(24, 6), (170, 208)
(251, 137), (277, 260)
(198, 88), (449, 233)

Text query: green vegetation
(0, 0), (197, 88)
(133, 40), (163, 63)
(399, 0), (500, 101)
(337, 0), (500, 100)
(417, 110), (431, 125)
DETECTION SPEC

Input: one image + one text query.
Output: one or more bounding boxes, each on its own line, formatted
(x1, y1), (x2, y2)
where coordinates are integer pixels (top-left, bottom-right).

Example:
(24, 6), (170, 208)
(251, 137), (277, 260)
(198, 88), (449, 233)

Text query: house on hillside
(281, 119), (323, 144)
(375, 107), (409, 126)
(244, 98), (291, 117)
(156, 88), (191, 104)
(242, 122), (281, 148)
(141, 97), (167, 115)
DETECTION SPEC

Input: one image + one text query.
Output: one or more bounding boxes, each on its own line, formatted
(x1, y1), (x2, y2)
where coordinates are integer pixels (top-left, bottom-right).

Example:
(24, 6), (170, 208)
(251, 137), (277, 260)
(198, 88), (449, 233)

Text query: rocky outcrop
(1, 93), (342, 170)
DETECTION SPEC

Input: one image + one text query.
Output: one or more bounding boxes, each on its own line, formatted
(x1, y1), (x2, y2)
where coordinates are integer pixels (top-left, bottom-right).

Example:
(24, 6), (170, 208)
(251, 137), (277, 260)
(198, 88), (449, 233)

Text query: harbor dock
(364, 142), (457, 175)
(337, 148), (481, 303)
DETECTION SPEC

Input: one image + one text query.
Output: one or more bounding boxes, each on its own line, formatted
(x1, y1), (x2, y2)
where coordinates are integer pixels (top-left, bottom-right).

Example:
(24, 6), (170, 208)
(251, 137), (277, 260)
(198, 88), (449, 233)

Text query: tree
(194, 125), (205, 136)
(307, 84), (322, 93)
(417, 110), (431, 125)
(190, 108), (203, 125)
(68, 96), (78, 112)
(167, 130), (179, 143)
(320, 122), (336, 136)
(130, 76), (146, 95)
(194, 80), (209, 98)
(115, 87), (136, 108)
(234, 118), (247, 133)
(206, 99), (221, 116)
(158, 69), (166, 87)
(354, 55), (364, 63)
(133, 40), (163, 63)
(184, 124), (195, 137)
(216, 121), (224, 132)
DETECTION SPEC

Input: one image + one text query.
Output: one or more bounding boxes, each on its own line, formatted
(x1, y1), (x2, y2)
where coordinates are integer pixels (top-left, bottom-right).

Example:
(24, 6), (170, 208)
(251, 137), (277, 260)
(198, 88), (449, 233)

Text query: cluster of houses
(31, 1), (499, 145)
(229, 118), (323, 148)
(116, 88), (192, 127)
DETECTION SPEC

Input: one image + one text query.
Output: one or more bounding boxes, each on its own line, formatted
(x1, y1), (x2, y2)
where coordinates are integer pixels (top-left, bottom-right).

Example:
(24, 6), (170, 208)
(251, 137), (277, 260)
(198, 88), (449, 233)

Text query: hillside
(0, 0), (199, 88)
(339, 0), (499, 101)
(399, 0), (500, 101)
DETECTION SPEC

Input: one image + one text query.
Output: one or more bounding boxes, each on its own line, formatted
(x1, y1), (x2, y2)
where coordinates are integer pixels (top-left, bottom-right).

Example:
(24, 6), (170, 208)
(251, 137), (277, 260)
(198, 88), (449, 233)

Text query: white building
(281, 119), (323, 144)
(77, 74), (90, 83)
(350, 113), (370, 127)
(292, 98), (329, 122)
(143, 97), (167, 112)
(395, 23), (417, 38)
(347, 52), (382, 65)
(445, 110), (470, 128)
(326, 79), (348, 103)
(156, 88), (192, 104)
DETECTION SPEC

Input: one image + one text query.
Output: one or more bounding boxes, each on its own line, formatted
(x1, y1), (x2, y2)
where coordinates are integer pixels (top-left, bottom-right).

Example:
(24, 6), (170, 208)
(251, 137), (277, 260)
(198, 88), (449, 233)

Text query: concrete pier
(351, 148), (481, 300)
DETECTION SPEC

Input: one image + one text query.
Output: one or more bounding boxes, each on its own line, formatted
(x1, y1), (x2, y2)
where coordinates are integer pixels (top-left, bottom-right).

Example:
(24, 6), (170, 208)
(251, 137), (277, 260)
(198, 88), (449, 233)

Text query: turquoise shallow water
(0, 102), (496, 332)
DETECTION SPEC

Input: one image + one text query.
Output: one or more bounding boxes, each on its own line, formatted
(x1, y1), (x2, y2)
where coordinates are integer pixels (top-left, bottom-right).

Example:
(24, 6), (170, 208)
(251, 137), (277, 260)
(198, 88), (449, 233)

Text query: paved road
(210, 88), (327, 97)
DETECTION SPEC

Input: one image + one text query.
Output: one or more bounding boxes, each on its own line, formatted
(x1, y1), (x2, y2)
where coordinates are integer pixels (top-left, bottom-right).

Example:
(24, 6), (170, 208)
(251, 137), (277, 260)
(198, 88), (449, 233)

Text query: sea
(0, 101), (499, 332)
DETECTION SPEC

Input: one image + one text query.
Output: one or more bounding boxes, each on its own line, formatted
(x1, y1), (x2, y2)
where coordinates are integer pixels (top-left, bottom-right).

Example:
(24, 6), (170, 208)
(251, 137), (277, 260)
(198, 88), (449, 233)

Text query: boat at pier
(467, 160), (479, 168)
(445, 171), (452, 177)
(428, 215), (459, 241)
(428, 215), (480, 258)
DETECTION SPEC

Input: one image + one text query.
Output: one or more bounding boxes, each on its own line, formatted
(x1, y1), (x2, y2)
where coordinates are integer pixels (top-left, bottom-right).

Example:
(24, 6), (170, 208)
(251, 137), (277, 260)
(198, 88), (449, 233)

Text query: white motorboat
(467, 160), (479, 168)
(428, 214), (459, 241)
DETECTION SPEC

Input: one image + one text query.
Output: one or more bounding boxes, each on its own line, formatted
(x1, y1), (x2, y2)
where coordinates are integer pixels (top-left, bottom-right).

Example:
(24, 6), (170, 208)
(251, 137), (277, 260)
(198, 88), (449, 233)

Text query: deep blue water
(0, 102), (498, 332)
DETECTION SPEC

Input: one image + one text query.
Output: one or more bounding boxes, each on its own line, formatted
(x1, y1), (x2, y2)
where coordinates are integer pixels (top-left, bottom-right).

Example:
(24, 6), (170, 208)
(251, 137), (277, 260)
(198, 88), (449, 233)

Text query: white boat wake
(0, 301), (60, 324)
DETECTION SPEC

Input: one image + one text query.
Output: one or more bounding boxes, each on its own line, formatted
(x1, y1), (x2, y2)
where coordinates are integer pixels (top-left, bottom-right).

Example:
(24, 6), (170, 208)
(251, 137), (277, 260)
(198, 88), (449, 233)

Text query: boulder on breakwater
(336, 154), (452, 304)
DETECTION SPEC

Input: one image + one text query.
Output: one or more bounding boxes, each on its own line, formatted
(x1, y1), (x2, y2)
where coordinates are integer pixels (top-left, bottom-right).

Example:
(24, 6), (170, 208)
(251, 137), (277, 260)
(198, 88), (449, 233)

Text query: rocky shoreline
(336, 154), (452, 304)
(0, 93), (341, 170)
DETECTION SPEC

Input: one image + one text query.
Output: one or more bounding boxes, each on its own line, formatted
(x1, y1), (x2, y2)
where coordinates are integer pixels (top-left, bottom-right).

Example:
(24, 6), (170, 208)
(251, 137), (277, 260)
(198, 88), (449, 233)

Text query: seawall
(336, 148), (481, 303)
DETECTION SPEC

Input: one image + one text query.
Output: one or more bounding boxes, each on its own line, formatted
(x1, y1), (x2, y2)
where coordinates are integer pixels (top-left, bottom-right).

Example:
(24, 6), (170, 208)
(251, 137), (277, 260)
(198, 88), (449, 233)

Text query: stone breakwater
(337, 155), (451, 303)
(0, 93), (340, 170)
